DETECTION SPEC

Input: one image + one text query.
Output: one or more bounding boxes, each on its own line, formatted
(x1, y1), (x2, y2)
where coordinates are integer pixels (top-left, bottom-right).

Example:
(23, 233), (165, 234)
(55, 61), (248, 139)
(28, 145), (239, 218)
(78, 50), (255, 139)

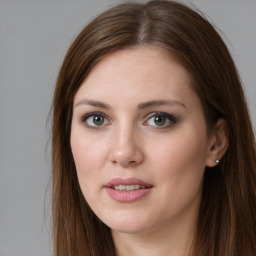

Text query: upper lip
(105, 178), (153, 188)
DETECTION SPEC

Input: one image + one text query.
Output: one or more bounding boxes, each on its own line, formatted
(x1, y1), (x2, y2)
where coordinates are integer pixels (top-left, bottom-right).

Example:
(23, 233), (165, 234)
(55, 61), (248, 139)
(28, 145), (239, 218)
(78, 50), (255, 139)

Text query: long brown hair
(52, 1), (256, 255)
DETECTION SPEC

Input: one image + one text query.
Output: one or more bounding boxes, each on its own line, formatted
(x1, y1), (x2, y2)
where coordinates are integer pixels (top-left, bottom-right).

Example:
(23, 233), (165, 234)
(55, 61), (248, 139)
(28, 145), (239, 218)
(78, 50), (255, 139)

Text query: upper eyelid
(80, 112), (111, 126)
(81, 111), (108, 119)
(80, 112), (110, 130)
(144, 112), (177, 125)
(145, 111), (176, 120)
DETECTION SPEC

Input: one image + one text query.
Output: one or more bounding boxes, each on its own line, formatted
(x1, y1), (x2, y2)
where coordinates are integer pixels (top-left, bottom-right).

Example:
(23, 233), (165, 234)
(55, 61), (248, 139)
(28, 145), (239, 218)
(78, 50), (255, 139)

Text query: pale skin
(70, 46), (229, 256)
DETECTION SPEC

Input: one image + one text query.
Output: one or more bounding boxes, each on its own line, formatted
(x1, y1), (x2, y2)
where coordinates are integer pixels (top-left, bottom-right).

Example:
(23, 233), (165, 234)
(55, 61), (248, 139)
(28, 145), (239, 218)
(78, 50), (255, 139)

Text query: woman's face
(71, 46), (213, 235)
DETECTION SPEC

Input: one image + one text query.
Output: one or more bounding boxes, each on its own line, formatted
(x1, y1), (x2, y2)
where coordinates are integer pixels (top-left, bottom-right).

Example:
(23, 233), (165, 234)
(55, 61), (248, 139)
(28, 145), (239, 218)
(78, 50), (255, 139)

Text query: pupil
(155, 116), (166, 126)
(93, 116), (103, 125)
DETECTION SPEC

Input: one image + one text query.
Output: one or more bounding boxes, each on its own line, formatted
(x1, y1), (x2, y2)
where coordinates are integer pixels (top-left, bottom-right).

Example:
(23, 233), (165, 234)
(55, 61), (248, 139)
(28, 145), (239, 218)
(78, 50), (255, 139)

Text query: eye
(81, 112), (109, 128)
(144, 112), (177, 128)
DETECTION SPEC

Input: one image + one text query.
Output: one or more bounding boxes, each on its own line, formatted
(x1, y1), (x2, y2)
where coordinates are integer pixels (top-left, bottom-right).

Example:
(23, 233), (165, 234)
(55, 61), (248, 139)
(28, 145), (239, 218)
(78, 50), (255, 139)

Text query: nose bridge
(109, 119), (143, 167)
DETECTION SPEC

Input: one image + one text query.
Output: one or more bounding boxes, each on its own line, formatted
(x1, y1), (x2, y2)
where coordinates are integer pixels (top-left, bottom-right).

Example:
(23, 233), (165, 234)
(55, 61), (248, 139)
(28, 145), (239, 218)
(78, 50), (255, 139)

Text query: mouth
(105, 178), (153, 202)
(105, 177), (153, 190)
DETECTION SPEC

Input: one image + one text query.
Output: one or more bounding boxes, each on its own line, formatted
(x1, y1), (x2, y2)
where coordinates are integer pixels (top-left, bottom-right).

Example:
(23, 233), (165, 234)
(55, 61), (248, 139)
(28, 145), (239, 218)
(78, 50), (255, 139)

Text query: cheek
(71, 142), (102, 215)
(71, 127), (107, 171)
(70, 130), (107, 197)
(150, 130), (208, 171)
(148, 131), (207, 204)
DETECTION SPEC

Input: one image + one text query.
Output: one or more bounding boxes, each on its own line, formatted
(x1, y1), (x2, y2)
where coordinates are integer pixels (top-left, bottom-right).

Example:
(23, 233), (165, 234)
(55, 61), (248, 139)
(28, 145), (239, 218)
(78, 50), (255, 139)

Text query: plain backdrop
(0, 0), (255, 255)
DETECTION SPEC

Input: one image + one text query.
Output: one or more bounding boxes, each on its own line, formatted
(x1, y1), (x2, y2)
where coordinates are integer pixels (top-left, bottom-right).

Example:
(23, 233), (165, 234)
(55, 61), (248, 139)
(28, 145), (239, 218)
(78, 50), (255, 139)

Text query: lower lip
(105, 187), (152, 203)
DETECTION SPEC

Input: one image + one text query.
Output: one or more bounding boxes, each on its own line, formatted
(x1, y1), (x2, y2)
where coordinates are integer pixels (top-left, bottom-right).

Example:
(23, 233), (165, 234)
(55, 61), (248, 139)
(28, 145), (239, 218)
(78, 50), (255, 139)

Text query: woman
(51, 1), (256, 255)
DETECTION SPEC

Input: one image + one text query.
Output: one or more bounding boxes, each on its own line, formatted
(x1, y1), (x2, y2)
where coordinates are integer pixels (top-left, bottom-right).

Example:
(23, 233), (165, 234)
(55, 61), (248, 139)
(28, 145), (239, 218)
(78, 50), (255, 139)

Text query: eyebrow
(74, 99), (111, 109)
(137, 100), (186, 110)
(74, 99), (186, 110)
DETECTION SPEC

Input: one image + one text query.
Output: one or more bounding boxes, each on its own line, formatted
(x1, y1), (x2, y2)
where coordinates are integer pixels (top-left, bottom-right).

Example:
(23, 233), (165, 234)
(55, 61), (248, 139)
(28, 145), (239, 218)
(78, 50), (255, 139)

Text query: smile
(105, 178), (153, 202)
(111, 185), (146, 191)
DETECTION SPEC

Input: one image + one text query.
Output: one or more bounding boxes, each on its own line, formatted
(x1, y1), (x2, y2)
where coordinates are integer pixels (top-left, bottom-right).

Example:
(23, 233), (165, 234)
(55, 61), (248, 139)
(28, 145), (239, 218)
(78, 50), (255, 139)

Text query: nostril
(128, 160), (136, 165)
(111, 159), (137, 167)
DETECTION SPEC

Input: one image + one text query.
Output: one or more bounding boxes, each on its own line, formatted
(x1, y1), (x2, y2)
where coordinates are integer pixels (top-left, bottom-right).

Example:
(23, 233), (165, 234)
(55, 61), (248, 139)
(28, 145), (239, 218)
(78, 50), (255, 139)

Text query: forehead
(74, 46), (195, 106)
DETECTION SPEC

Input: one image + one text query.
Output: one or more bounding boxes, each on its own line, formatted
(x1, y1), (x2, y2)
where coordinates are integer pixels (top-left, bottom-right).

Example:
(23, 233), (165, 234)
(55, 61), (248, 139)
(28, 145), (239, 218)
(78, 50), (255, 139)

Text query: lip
(105, 177), (153, 188)
(104, 178), (153, 203)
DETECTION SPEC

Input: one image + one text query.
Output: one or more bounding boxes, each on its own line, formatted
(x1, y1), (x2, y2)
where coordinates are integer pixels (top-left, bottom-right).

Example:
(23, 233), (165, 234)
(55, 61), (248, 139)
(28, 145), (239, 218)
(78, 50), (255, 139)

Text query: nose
(108, 126), (144, 168)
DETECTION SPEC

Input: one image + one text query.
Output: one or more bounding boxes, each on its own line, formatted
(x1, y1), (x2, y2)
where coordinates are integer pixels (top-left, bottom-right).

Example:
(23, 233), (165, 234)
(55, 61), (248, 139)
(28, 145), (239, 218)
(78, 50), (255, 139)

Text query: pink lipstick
(105, 178), (153, 203)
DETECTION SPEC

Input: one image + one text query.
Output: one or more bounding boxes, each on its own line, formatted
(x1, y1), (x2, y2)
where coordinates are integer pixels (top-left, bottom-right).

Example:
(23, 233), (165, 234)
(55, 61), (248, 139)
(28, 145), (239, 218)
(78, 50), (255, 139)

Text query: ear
(205, 118), (229, 167)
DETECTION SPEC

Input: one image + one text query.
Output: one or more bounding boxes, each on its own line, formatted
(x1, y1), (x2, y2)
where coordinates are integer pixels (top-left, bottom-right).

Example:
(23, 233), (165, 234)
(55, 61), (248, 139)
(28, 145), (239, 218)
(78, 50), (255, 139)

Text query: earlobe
(205, 118), (229, 167)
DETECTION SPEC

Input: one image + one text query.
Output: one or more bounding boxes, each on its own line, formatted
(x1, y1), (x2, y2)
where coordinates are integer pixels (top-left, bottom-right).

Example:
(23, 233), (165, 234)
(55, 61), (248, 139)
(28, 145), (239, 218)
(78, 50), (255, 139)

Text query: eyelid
(79, 111), (176, 129)
(80, 111), (105, 121)
(145, 111), (176, 120)
(80, 111), (111, 129)
(143, 111), (177, 127)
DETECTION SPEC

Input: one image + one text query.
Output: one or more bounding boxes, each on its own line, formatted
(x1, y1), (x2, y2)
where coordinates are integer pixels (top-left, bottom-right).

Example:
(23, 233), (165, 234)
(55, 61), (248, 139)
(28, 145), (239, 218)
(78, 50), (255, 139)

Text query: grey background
(0, 0), (255, 255)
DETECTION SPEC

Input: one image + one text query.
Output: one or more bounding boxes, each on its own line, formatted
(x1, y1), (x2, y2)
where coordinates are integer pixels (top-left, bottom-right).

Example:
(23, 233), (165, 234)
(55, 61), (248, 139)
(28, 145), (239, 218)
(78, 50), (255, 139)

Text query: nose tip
(108, 133), (144, 167)
(110, 149), (143, 167)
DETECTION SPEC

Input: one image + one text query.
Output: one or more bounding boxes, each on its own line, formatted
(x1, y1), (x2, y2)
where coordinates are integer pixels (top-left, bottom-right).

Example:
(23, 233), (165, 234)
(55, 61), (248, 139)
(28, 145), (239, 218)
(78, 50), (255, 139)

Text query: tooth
(126, 185), (133, 191)
(114, 185), (125, 190)
(112, 184), (144, 191)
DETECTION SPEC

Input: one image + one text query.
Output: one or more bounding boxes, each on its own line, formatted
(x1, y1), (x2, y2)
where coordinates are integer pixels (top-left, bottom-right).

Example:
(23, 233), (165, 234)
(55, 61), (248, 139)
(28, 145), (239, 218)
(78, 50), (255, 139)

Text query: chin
(102, 212), (153, 235)
(110, 223), (149, 235)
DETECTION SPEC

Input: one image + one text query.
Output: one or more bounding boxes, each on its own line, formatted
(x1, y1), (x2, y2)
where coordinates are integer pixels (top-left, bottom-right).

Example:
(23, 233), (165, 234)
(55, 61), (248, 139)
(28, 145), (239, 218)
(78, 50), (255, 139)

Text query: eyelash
(144, 112), (177, 128)
(80, 111), (177, 129)
(80, 112), (110, 129)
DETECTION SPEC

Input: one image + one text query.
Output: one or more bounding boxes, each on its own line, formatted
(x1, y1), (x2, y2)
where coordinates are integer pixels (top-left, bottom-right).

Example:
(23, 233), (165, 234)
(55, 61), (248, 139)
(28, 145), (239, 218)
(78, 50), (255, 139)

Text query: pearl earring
(215, 159), (220, 165)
